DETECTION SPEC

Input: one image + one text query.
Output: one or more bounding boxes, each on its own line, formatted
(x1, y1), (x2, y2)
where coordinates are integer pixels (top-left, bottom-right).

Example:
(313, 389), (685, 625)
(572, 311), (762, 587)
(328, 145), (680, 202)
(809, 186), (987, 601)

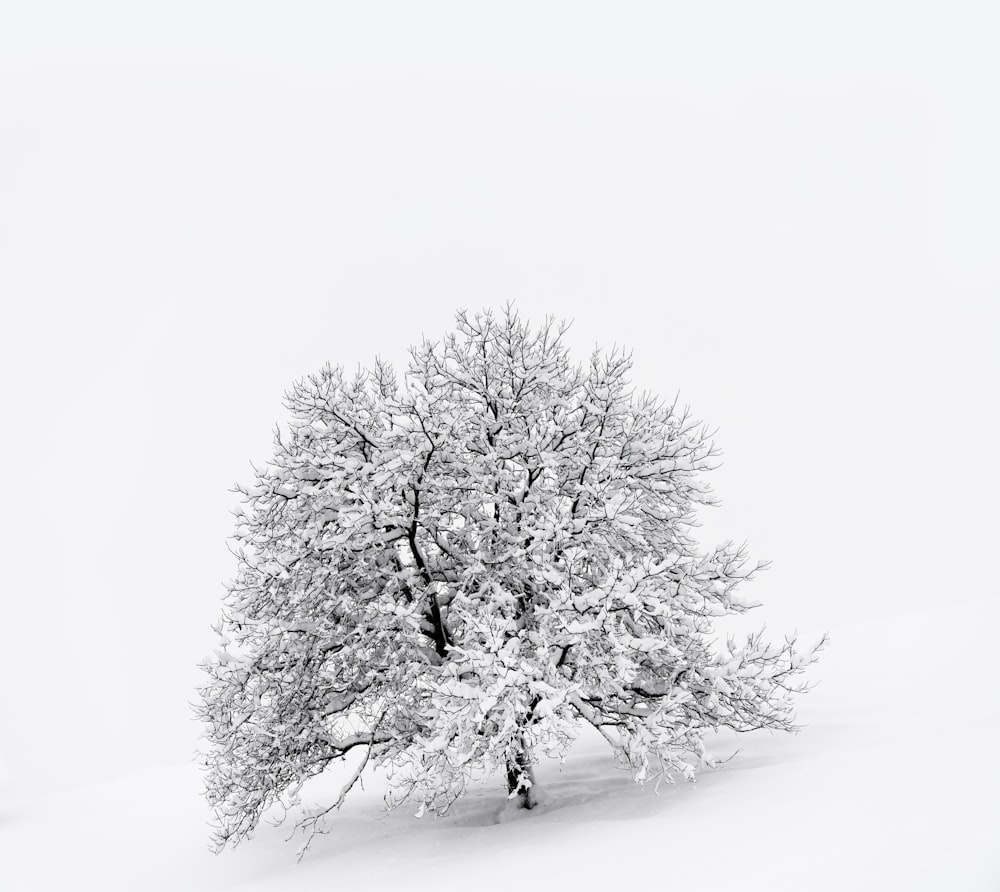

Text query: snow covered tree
(197, 306), (825, 854)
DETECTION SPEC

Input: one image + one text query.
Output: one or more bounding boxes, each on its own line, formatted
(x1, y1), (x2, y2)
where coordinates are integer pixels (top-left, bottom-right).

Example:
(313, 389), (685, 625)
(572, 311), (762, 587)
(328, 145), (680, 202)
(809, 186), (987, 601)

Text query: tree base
(505, 744), (542, 812)
(497, 782), (547, 823)
(509, 784), (540, 810)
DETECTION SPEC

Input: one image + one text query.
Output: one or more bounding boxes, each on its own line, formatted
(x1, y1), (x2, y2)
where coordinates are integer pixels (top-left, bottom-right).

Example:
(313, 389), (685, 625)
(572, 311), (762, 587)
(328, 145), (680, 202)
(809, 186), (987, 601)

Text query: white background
(1, 1), (996, 805)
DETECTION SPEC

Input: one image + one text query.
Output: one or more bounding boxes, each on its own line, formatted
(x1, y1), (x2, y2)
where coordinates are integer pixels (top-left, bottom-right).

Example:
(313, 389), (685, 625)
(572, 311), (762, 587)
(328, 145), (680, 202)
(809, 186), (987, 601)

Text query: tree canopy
(197, 306), (825, 854)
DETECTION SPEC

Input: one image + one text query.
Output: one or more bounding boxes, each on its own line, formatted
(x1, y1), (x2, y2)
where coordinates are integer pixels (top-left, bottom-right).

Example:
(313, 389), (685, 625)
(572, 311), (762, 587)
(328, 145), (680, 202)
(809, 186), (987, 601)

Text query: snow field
(2, 598), (996, 891)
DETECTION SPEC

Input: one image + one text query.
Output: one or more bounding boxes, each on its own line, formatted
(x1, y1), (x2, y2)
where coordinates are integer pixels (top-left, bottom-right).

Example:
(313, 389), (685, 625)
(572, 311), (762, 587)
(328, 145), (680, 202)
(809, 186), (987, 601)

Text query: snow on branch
(197, 305), (826, 853)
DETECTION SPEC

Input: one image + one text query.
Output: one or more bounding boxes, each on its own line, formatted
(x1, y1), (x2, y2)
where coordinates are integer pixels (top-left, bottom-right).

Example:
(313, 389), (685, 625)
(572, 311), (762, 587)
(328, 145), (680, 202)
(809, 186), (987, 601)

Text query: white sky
(1, 1), (997, 792)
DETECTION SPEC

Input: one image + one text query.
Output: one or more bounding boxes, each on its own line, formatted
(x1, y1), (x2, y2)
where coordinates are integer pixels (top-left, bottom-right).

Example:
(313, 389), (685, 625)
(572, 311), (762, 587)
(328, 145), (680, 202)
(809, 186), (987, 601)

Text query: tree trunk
(505, 739), (538, 809)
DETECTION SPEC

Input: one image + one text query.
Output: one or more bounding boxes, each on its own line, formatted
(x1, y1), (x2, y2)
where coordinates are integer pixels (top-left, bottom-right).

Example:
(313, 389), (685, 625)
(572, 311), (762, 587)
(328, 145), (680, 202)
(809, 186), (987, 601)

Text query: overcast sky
(1, 2), (997, 792)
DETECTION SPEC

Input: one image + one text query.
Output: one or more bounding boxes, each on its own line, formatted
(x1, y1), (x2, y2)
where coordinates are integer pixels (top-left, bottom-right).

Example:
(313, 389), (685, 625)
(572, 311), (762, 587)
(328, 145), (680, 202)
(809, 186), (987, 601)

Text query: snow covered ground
(3, 599), (996, 892)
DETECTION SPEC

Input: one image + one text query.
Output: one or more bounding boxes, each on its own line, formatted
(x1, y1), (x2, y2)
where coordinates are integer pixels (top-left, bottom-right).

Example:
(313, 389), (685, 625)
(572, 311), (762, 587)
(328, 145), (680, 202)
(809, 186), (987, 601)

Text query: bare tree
(197, 305), (825, 855)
